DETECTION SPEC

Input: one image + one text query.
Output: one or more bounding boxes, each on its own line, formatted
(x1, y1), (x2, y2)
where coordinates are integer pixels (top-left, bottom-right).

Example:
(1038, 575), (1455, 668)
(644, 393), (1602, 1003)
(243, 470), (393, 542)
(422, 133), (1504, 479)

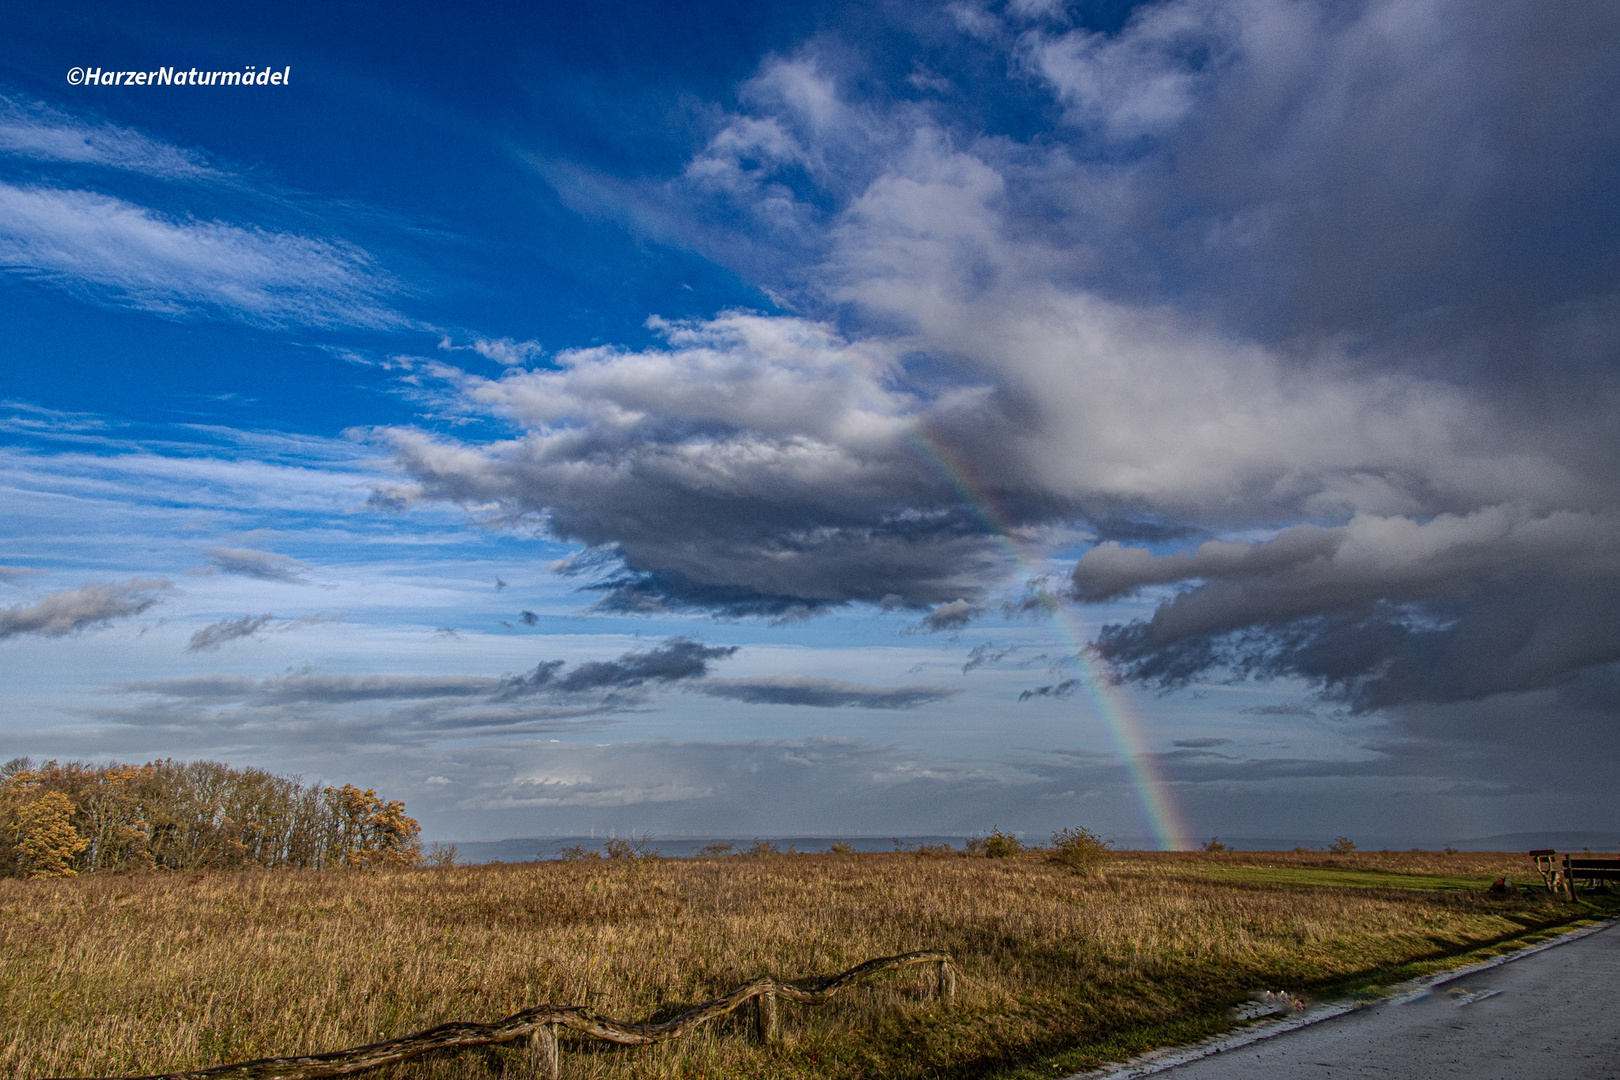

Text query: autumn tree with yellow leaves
(0, 757), (421, 878)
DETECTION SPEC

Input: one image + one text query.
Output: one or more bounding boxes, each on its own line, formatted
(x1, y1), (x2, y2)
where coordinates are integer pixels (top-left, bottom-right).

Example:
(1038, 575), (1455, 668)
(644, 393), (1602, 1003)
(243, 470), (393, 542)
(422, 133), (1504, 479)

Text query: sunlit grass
(1, 849), (1610, 1079)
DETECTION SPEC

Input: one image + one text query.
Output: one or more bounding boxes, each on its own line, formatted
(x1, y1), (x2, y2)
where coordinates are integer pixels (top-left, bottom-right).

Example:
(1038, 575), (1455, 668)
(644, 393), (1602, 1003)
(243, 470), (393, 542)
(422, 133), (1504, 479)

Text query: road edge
(1072, 915), (1620, 1080)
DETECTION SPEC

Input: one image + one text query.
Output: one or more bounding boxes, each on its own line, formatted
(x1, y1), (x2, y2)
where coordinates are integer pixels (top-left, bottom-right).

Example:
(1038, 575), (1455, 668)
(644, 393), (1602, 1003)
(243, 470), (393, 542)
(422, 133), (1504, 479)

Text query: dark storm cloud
(1077, 509), (1620, 709)
(372, 316), (1011, 614)
(696, 675), (955, 709)
(204, 547), (313, 584)
(0, 578), (168, 639)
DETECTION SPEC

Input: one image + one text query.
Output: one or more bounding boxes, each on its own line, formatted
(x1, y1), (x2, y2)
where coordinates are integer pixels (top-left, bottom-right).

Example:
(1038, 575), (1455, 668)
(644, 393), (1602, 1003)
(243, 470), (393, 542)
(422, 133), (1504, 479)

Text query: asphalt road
(1143, 921), (1620, 1080)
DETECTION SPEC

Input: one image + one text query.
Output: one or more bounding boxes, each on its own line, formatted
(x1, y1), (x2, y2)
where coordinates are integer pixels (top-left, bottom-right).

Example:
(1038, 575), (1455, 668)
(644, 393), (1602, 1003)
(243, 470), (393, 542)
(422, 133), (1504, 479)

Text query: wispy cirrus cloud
(0, 93), (220, 179)
(0, 578), (169, 640)
(0, 183), (407, 328)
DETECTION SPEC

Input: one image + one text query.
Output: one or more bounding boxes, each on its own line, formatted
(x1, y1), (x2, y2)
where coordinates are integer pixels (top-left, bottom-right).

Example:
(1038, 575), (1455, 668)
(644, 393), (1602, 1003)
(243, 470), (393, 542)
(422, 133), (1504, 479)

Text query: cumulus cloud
(187, 613), (273, 652)
(920, 599), (978, 633)
(696, 675), (955, 709)
(204, 547), (314, 584)
(0, 184), (404, 327)
(472, 338), (544, 367)
(374, 312), (1006, 613)
(376, 0), (1619, 765)
(0, 578), (169, 640)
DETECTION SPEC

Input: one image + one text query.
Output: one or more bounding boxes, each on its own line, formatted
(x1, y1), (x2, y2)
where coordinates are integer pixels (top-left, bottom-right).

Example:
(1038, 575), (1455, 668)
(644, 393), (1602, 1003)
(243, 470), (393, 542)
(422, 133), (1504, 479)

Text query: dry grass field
(1, 849), (1611, 1080)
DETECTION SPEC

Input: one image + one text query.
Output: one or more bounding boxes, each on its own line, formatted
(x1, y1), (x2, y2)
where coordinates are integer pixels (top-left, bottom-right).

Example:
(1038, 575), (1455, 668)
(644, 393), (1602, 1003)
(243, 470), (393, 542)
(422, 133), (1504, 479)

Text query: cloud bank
(696, 675), (954, 709)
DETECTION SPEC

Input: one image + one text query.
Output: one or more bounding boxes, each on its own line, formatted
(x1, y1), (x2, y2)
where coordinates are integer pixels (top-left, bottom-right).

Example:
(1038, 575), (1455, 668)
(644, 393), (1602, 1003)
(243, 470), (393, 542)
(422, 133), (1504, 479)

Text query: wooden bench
(1529, 849), (1620, 898)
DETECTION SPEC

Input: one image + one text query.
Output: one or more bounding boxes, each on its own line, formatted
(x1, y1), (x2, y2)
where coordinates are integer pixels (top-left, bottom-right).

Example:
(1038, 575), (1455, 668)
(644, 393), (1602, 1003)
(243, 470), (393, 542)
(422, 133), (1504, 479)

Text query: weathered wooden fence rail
(52, 950), (955, 1080)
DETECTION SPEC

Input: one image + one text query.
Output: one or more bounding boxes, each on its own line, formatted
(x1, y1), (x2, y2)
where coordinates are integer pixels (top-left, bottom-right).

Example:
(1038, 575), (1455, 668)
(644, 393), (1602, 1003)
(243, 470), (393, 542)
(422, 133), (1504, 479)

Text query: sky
(2, 0), (1617, 849)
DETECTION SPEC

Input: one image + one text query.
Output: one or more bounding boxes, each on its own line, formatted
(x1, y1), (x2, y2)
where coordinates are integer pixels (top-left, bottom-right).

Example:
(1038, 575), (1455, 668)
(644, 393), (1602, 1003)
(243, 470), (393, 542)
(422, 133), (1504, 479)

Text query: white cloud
(0, 94), (220, 178)
(0, 183), (406, 327)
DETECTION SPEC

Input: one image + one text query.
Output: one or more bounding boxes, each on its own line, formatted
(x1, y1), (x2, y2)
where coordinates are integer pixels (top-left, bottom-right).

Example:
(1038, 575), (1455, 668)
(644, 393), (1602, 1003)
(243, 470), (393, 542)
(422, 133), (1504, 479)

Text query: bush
(697, 841), (737, 857)
(1329, 836), (1358, 855)
(826, 840), (856, 855)
(603, 835), (658, 861)
(1048, 827), (1111, 875)
(556, 843), (601, 861)
(980, 830), (1023, 858)
(1201, 837), (1228, 852)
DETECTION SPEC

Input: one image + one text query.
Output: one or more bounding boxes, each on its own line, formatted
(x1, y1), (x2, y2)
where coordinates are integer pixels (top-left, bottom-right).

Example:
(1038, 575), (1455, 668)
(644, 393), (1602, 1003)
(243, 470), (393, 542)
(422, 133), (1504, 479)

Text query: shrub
(603, 836), (658, 861)
(1329, 836), (1358, 855)
(826, 840), (856, 855)
(745, 839), (781, 857)
(426, 843), (459, 868)
(980, 830), (1023, 858)
(697, 841), (737, 857)
(1201, 837), (1228, 853)
(556, 844), (601, 861)
(1048, 827), (1111, 875)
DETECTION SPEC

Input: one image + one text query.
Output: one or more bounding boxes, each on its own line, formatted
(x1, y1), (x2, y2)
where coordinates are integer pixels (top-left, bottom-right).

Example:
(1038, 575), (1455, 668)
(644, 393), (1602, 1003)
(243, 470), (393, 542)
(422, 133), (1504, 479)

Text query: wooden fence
(54, 950), (956, 1080)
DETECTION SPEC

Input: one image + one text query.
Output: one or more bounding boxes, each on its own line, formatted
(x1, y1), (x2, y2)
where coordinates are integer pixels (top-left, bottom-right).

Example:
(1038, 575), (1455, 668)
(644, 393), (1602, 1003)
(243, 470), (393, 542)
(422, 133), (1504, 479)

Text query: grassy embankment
(2, 849), (1613, 1080)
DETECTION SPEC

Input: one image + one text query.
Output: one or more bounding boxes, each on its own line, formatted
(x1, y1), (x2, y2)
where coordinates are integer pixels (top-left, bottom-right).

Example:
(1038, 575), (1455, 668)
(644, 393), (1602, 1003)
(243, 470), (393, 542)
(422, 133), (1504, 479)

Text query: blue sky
(3, 0), (1617, 848)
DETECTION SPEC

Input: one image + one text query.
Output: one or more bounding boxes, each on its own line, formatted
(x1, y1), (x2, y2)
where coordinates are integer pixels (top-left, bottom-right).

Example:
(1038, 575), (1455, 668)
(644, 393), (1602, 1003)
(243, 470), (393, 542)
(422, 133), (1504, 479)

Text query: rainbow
(902, 422), (1192, 851)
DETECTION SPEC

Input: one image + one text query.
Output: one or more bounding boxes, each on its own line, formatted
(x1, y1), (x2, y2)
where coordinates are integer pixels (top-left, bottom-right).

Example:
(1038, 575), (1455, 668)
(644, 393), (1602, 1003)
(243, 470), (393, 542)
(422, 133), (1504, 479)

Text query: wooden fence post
(755, 990), (780, 1044)
(936, 960), (956, 1003)
(529, 1023), (559, 1079)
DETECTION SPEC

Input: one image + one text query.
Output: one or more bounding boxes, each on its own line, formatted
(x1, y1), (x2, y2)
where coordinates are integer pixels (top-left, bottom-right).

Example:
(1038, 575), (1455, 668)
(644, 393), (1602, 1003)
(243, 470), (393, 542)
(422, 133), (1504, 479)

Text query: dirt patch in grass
(1, 850), (1610, 1079)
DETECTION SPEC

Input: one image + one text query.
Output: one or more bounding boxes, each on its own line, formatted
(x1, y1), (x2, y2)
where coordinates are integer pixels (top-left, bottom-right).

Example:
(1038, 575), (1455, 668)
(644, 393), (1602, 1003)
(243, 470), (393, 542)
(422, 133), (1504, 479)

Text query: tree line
(0, 758), (422, 879)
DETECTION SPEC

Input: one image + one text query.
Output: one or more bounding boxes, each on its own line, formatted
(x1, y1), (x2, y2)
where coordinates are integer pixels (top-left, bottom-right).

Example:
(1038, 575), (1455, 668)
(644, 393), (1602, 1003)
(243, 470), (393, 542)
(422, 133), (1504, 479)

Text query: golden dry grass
(0, 850), (1608, 1080)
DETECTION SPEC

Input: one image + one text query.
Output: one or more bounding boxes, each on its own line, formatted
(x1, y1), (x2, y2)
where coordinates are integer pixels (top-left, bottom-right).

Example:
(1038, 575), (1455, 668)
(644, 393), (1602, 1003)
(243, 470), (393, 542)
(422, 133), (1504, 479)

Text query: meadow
(1, 848), (1611, 1080)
